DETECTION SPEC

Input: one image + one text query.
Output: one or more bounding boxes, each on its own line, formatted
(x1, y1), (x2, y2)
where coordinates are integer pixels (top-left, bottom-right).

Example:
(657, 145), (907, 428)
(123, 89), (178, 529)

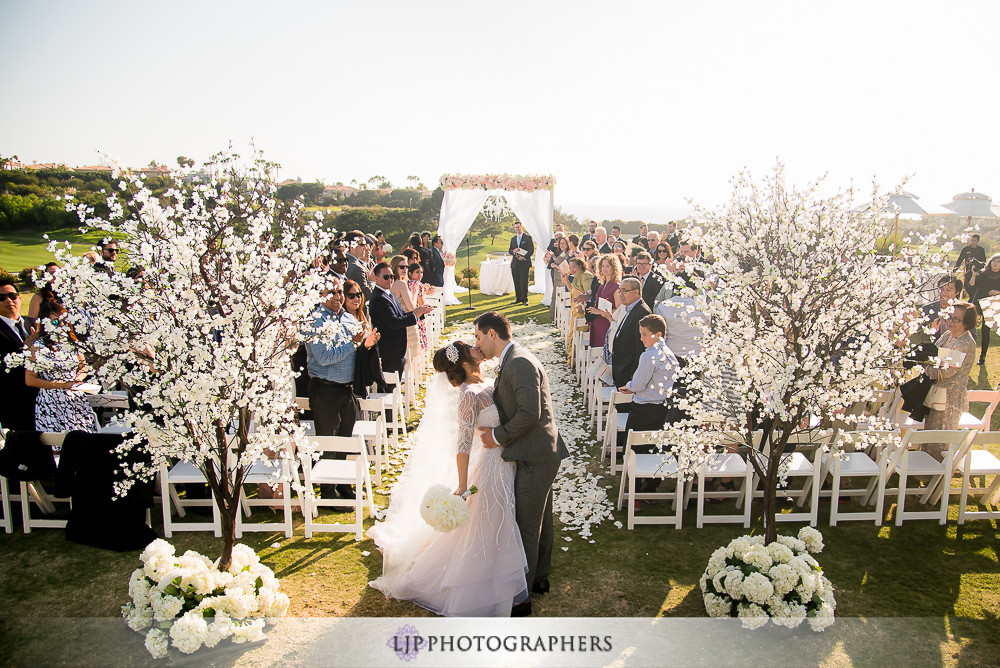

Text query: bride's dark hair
(433, 341), (475, 387)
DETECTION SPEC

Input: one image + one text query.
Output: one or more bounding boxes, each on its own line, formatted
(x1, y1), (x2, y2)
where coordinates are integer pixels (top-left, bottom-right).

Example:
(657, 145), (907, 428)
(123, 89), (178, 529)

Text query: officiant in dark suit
(0, 279), (39, 430)
(369, 262), (432, 376)
(508, 222), (533, 305)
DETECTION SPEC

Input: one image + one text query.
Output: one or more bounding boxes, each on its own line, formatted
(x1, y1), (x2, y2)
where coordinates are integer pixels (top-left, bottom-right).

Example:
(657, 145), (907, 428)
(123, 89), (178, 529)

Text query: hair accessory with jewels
(445, 344), (459, 364)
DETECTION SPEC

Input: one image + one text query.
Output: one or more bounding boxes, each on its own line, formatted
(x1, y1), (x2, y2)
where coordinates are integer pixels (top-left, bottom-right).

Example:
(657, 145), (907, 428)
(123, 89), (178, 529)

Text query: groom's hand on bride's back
(478, 427), (499, 448)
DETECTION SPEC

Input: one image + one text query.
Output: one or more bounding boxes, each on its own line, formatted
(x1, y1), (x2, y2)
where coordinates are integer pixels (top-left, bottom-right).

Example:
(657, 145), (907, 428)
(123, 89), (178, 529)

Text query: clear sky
(1, 0), (997, 221)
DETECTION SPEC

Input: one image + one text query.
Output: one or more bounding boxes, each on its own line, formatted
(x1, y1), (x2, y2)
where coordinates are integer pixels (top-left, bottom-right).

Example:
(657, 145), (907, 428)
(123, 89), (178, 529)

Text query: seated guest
(0, 278), (39, 430)
(618, 314), (679, 499)
(369, 262), (431, 377)
(25, 300), (99, 433)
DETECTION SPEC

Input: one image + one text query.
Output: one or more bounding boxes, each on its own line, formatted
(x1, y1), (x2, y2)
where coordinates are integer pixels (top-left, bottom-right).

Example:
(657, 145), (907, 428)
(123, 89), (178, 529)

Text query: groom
(475, 311), (569, 617)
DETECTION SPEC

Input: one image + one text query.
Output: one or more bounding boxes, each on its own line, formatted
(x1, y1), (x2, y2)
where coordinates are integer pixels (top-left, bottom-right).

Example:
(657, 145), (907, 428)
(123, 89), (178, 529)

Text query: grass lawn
(2, 258), (1000, 664)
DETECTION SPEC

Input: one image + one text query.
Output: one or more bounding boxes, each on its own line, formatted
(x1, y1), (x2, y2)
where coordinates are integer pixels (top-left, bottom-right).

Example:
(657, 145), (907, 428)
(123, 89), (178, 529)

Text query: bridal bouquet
(420, 484), (471, 532)
(122, 539), (290, 658)
(700, 528), (836, 631)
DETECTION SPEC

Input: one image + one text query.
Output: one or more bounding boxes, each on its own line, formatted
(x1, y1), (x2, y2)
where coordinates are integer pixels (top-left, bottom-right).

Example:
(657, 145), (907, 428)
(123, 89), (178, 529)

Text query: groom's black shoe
(511, 600), (532, 617)
(532, 579), (550, 595)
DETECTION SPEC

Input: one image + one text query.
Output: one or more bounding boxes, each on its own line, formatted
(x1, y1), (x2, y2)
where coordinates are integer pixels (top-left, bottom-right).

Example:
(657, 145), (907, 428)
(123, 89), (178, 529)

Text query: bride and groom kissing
(368, 311), (569, 617)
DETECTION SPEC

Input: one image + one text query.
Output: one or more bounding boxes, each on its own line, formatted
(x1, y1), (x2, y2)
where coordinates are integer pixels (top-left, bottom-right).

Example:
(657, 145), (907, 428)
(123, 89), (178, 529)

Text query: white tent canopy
(435, 174), (555, 306)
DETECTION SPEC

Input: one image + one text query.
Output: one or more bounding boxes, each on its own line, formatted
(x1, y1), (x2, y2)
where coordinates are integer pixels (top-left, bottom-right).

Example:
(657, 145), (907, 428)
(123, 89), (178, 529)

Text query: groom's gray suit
(492, 342), (570, 596)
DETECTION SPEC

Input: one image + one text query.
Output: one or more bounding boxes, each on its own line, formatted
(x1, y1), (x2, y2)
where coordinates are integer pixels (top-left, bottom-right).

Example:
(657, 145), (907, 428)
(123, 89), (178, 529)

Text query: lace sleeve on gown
(457, 386), (479, 454)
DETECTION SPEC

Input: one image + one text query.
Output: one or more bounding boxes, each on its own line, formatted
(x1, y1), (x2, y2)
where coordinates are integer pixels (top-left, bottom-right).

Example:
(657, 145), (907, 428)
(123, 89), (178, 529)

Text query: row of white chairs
(612, 427), (1000, 530)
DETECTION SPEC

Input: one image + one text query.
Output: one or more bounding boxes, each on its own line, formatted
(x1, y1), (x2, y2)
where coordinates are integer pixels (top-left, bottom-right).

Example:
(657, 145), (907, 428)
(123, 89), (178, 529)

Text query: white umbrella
(942, 189), (997, 219)
(860, 191), (954, 254)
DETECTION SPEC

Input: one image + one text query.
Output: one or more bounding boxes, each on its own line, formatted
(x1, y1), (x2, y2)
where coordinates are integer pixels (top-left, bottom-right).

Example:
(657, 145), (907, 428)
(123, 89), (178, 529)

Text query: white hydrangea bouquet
(420, 484), (471, 532)
(700, 527), (836, 631)
(122, 539), (290, 659)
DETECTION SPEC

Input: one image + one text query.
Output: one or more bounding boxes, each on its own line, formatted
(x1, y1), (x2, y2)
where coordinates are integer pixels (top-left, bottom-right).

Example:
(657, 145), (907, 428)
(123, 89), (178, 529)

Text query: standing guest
(564, 257), (595, 361)
(546, 224), (566, 254)
(370, 262), (432, 377)
(656, 290), (707, 367)
(307, 277), (378, 497)
(343, 278), (384, 398)
(508, 221), (534, 305)
(918, 276), (962, 344)
(345, 232), (373, 302)
(402, 248), (420, 267)
(547, 236), (570, 321)
(632, 224), (649, 246)
(586, 254), (623, 349)
(922, 302), (978, 461)
(410, 234), (431, 281)
(653, 243), (673, 266)
(956, 234), (987, 297)
(632, 252), (665, 310)
(617, 314), (678, 499)
(610, 226), (622, 244)
(330, 248), (349, 283)
(646, 230), (661, 248)
(613, 241), (629, 273)
(25, 301), (99, 432)
(407, 264), (430, 353)
(593, 226), (612, 254)
(388, 255), (423, 363)
(372, 231), (387, 264)
(566, 234), (581, 259)
(969, 253), (1000, 364)
(95, 239), (119, 275)
(609, 277), (653, 389)
(664, 221), (680, 254)
(0, 279), (39, 430)
(581, 221), (598, 246)
(580, 240), (597, 264)
(28, 262), (61, 321)
(428, 235), (446, 288)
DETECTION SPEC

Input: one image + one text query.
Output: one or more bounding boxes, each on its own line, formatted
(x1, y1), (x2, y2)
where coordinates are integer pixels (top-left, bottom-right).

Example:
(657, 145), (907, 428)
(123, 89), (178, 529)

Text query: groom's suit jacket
(492, 342), (569, 464)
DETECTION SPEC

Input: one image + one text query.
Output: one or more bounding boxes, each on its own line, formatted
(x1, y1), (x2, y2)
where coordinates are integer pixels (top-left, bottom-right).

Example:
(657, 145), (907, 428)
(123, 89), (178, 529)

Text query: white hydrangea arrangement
(420, 484), (471, 532)
(700, 527), (836, 632)
(122, 539), (290, 659)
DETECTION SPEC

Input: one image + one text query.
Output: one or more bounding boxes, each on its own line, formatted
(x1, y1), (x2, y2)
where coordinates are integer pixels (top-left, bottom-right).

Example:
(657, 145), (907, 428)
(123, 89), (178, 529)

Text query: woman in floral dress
(407, 264), (428, 352)
(24, 301), (99, 432)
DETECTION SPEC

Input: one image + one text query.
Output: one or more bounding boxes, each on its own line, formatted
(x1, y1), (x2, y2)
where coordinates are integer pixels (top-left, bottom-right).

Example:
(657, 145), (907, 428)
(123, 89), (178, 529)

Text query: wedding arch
(435, 173), (556, 305)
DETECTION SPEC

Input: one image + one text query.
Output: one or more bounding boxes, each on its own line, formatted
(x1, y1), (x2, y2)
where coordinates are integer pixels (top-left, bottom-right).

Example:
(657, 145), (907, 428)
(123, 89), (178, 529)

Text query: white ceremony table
(479, 258), (515, 295)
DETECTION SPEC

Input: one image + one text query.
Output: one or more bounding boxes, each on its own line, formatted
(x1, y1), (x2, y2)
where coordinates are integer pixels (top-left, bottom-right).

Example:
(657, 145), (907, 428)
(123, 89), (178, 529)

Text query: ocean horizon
(559, 202), (694, 225)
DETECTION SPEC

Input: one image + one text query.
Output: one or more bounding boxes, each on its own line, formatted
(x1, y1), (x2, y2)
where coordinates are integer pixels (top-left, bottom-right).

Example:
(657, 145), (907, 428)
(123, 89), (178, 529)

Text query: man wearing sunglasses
(95, 239), (119, 275)
(369, 262), (432, 377)
(0, 279), (39, 430)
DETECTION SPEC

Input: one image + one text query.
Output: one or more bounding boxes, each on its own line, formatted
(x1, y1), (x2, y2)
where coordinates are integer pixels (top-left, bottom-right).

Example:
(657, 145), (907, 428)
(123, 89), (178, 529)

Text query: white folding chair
(601, 391), (633, 474)
(160, 456), (222, 538)
(880, 429), (973, 526)
(19, 432), (72, 533)
(235, 452), (294, 539)
(821, 429), (897, 526)
(954, 431), (1000, 523)
(0, 473), (13, 533)
(691, 434), (754, 528)
(353, 397), (388, 487)
(616, 430), (684, 530)
(369, 371), (406, 446)
(300, 435), (375, 540)
(957, 390), (1000, 431)
(745, 432), (825, 527)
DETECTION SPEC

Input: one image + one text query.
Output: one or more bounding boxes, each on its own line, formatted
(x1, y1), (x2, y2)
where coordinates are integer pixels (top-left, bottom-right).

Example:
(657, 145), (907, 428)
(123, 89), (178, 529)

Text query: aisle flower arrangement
(122, 539), (290, 659)
(439, 173), (556, 192)
(700, 528), (836, 631)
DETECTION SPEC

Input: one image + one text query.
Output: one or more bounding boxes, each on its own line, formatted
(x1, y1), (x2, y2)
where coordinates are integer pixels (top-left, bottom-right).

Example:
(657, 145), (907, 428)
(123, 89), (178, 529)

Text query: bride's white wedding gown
(368, 379), (528, 617)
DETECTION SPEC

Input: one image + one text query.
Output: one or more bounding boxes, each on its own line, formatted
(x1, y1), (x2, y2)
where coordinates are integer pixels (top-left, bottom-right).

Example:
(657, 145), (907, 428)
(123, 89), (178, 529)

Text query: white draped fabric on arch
(436, 175), (555, 306)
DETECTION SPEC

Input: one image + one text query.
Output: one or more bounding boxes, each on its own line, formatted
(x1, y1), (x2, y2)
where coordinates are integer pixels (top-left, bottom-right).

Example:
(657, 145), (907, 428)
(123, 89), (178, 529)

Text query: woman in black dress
(969, 253), (1000, 364)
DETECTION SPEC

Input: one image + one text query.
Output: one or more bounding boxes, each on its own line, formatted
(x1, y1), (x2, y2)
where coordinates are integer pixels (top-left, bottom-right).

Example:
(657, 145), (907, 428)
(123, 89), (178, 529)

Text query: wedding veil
(368, 372), (460, 592)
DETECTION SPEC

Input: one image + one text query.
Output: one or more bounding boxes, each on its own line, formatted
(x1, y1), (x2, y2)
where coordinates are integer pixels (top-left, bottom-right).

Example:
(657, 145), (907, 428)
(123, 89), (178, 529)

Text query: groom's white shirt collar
(499, 340), (514, 366)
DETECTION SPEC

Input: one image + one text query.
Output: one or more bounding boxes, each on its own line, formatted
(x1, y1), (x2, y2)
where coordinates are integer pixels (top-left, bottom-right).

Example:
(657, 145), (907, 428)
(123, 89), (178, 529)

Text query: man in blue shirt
(307, 277), (377, 438)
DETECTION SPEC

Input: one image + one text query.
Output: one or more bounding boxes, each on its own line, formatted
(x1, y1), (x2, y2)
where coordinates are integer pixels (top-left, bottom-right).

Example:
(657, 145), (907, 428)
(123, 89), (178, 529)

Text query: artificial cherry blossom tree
(47, 149), (340, 568)
(664, 164), (949, 544)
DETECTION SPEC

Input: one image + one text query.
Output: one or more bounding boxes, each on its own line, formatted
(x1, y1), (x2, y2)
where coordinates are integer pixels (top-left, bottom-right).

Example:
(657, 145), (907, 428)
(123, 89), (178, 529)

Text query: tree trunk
(762, 451), (779, 545)
(218, 503), (237, 571)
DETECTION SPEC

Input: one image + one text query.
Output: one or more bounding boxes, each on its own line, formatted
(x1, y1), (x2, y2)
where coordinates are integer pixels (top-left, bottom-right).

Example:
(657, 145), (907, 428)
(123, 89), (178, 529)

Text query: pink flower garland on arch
(439, 173), (556, 192)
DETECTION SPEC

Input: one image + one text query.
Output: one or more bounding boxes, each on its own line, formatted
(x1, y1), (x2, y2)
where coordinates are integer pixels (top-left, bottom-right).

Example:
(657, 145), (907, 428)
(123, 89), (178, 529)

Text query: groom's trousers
(513, 459), (561, 595)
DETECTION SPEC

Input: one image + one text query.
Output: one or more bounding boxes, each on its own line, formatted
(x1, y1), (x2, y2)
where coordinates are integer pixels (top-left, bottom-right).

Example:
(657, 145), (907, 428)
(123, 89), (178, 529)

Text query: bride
(367, 340), (528, 616)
